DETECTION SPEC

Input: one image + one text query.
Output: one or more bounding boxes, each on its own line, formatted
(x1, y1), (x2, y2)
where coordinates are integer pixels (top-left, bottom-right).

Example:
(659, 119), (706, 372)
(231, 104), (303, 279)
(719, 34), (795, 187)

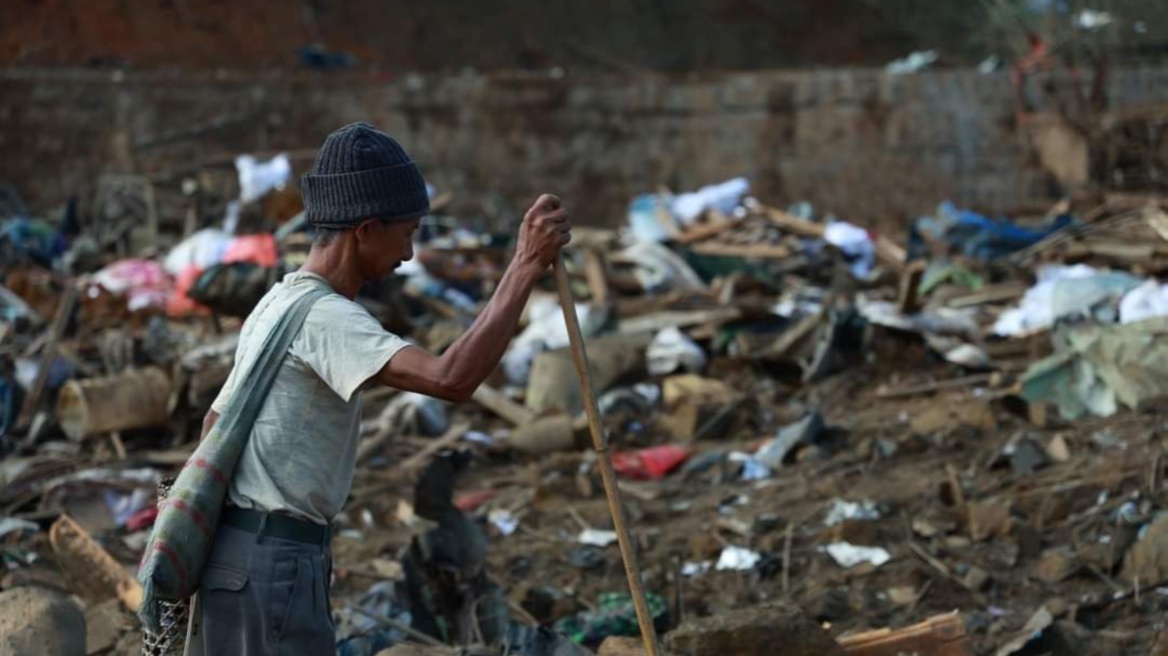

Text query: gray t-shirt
(211, 271), (410, 525)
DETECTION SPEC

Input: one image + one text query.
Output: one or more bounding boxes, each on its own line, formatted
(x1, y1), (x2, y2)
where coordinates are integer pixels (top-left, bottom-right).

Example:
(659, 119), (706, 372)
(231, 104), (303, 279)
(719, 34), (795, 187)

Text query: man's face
(356, 217), (420, 279)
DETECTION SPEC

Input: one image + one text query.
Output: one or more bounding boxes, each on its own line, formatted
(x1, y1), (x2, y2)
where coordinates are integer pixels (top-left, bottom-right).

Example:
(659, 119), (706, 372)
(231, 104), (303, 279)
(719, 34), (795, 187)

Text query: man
(197, 122), (570, 654)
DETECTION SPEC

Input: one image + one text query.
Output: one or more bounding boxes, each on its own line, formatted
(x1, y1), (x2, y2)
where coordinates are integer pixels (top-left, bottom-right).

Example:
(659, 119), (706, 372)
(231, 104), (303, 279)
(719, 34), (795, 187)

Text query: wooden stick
(782, 522), (794, 594)
(875, 373), (995, 399)
(353, 422), (470, 498)
(17, 284), (77, 429)
(553, 257), (662, 656)
(350, 607), (449, 649)
(582, 248), (610, 306)
(471, 384), (536, 426)
(388, 421), (470, 477)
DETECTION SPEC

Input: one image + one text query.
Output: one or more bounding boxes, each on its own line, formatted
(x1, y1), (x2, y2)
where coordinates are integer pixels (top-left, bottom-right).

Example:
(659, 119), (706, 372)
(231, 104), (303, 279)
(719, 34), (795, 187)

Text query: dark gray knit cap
(301, 122), (430, 228)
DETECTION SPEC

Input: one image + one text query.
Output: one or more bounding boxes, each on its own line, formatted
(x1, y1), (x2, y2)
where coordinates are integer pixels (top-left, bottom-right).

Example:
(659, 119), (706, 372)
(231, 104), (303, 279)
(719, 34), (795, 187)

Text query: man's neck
(301, 243), (364, 299)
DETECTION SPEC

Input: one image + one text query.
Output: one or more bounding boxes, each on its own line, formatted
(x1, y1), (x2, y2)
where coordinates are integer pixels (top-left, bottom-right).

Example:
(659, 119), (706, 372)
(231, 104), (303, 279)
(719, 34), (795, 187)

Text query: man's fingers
(534, 194), (562, 212)
(539, 208), (567, 223)
(558, 232), (571, 245)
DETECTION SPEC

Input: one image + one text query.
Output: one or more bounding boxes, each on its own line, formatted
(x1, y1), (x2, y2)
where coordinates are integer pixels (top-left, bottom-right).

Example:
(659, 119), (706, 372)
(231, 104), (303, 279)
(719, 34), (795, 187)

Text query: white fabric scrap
(824, 221), (876, 278)
(488, 509), (519, 536)
(577, 528), (618, 548)
(682, 561), (712, 577)
(716, 545), (762, 571)
(821, 542), (892, 569)
(1119, 280), (1168, 324)
(236, 153), (292, 203)
(823, 499), (881, 526)
(670, 177), (750, 225)
(646, 326), (707, 376)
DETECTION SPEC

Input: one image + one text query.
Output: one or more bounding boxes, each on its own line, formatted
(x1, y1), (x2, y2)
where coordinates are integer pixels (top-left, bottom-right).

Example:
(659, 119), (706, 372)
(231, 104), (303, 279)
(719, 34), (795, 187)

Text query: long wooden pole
(553, 256), (662, 656)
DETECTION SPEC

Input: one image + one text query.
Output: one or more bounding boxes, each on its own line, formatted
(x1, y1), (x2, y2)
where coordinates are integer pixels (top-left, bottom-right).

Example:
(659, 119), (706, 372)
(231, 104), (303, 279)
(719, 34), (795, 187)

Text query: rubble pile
(2, 163), (1168, 655)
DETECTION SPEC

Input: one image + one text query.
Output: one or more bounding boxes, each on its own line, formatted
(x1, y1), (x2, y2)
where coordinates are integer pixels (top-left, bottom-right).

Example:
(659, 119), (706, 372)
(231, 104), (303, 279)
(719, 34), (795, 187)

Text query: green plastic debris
(552, 592), (668, 646)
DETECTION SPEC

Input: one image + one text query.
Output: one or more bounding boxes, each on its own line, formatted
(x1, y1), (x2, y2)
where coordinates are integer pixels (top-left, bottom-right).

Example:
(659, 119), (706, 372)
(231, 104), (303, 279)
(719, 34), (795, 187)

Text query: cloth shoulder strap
(213, 287), (330, 435)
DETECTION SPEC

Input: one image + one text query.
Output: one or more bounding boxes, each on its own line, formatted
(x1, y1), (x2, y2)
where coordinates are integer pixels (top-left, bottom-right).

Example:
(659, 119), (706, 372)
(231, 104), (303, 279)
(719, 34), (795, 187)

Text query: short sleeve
(291, 295), (412, 402)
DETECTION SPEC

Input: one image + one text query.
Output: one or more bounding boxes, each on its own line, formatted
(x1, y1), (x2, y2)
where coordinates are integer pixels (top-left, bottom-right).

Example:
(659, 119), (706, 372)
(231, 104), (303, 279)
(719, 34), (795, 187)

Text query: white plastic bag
(235, 153), (292, 203)
(646, 326), (707, 376)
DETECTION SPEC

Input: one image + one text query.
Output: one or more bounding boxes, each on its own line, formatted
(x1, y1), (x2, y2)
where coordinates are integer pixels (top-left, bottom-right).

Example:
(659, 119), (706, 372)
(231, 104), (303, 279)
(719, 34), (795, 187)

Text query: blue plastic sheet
(910, 202), (1075, 261)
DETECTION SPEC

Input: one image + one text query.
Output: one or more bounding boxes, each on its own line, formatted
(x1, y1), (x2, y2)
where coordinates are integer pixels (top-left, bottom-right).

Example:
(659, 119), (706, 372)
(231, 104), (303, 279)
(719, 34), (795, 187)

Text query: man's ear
(354, 219), (378, 241)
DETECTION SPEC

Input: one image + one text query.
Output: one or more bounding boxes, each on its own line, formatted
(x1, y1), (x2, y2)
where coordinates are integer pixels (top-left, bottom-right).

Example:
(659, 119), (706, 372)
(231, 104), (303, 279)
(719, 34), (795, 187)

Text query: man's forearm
(377, 256), (545, 402)
(435, 258), (544, 396)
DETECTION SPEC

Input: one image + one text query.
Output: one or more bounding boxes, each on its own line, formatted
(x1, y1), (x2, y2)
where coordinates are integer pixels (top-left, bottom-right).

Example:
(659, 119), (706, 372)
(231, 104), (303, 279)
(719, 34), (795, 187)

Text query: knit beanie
(301, 122), (430, 228)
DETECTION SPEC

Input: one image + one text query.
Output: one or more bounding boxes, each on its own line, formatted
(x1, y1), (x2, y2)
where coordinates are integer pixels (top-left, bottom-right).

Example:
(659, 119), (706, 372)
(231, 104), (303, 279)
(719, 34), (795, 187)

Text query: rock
(1008, 437), (1050, 475)
(962, 565), (990, 590)
(598, 636), (674, 656)
(911, 399), (997, 436)
(887, 586), (918, 606)
(967, 500), (1014, 542)
(0, 586), (86, 656)
(1034, 548), (1080, 583)
(665, 602), (846, 656)
(84, 598), (127, 656)
(527, 334), (652, 415)
(1152, 630), (1168, 656)
(1076, 527), (1137, 571)
(1121, 515), (1168, 585)
(806, 587), (852, 623)
(1045, 434), (1071, 462)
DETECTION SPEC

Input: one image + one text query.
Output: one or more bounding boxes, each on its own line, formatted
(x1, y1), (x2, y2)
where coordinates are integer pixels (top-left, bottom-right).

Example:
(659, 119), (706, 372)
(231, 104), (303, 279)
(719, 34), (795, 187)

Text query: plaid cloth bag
(137, 287), (328, 633)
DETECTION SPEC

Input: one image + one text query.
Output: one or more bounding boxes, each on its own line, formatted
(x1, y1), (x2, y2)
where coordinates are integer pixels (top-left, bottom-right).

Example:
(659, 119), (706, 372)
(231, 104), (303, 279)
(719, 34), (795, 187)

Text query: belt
(221, 506), (331, 546)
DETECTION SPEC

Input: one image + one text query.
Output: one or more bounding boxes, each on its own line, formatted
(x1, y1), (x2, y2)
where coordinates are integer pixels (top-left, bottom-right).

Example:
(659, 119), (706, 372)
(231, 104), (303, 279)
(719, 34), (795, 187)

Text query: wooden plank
(874, 234), (907, 274)
(471, 384), (536, 426)
(944, 282), (1029, 308)
(1063, 240), (1168, 263)
(674, 216), (742, 245)
(875, 373), (997, 399)
(582, 248), (610, 306)
(765, 310), (823, 359)
(688, 242), (792, 259)
(897, 260), (927, 314)
(838, 612), (972, 656)
(618, 307), (741, 335)
(17, 284), (78, 429)
(761, 206), (826, 238)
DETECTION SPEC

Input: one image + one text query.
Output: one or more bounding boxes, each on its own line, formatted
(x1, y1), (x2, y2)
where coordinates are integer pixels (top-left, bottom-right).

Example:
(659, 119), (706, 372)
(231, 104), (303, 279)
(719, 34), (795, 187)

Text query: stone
(1045, 434), (1071, 462)
(1121, 515), (1168, 586)
(911, 399), (997, 436)
(1008, 437), (1051, 475)
(1076, 527), (1137, 571)
(1151, 630), (1168, 656)
(527, 334), (652, 415)
(665, 602), (846, 656)
(887, 586), (918, 606)
(0, 586), (86, 656)
(1034, 548), (1080, 584)
(598, 637), (674, 656)
(84, 598), (126, 656)
(967, 501), (1014, 542)
(806, 587), (852, 623)
(962, 566), (990, 591)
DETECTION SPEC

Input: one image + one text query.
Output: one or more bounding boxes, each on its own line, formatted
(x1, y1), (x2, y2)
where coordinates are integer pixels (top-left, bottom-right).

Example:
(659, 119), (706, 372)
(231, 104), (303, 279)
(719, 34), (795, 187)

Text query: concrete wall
(3, 66), (1168, 228)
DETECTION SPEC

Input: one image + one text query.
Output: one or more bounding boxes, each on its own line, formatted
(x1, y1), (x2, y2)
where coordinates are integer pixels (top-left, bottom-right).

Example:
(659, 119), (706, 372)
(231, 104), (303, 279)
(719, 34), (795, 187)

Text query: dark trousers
(199, 525), (335, 655)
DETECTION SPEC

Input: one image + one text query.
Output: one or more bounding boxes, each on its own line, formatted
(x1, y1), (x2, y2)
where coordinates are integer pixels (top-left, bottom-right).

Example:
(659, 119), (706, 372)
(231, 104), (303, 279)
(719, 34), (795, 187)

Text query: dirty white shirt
(211, 271), (410, 525)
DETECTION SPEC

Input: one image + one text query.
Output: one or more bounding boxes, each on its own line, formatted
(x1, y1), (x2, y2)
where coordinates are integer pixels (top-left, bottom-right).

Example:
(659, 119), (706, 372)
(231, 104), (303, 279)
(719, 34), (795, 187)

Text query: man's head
(301, 122), (429, 278)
